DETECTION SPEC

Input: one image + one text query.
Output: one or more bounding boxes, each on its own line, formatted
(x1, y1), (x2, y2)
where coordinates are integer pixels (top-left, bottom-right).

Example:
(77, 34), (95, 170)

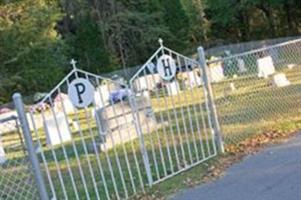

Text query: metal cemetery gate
(129, 42), (220, 185)
(12, 43), (222, 200)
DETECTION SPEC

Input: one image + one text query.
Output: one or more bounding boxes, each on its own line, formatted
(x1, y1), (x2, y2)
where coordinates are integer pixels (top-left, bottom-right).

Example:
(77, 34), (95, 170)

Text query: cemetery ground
(1, 65), (301, 199)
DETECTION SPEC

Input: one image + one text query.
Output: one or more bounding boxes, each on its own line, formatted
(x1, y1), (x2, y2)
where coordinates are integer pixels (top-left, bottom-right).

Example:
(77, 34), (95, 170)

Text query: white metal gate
(22, 68), (153, 200)
(12, 42), (222, 200)
(129, 41), (219, 185)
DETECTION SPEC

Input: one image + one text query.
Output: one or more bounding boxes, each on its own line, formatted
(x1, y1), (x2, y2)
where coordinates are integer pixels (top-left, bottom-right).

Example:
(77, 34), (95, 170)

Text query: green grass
(1, 64), (301, 199)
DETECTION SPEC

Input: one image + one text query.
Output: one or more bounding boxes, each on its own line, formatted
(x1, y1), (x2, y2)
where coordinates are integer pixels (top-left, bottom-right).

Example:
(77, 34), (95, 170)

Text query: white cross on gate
(70, 59), (77, 69)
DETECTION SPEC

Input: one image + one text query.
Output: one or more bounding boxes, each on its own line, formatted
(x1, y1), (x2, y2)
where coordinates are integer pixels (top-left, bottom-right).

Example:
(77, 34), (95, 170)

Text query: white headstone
(94, 85), (110, 108)
(0, 140), (6, 164)
(229, 82), (236, 91)
(92, 108), (107, 135)
(140, 90), (151, 99)
(44, 113), (72, 146)
(186, 71), (202, 88)
(166, 81), (179, 96)
(272, 73), (290, 87)
(287, 64), (296, 69)
(147, 62), (156, 74)
(237, 58), (247, 73)
(134, 74), (161, 92)
(54, 93), (74, 114)
(257, 56), (275, 78)
(209, 64), (225, 83)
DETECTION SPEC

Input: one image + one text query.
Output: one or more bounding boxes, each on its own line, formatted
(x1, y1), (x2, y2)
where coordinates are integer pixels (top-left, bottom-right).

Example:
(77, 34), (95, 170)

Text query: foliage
(0, 0), (66, 103)
(0, 0), (300, 103)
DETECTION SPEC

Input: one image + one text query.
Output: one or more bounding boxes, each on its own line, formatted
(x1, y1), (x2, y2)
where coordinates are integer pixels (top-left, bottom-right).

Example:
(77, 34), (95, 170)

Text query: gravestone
(134, 74), (161, 92)
(208, 64), (225, 83)
(93, 97), (159, 150)
(166, 81), (179, 96)
(147, 62), (156, 74)
(287, 64), (296, 69)
(54, 93), (74, 114)
(94, 85), (111, 108)
(184, 70), (202, 88)
(44, 113), (72, 146)
(229, 82), (236, 91)
(0, 140), (6, 164)
(272, 73), (290, 87)
(257, 56), (275, 78)
(237, 58), (247, 73)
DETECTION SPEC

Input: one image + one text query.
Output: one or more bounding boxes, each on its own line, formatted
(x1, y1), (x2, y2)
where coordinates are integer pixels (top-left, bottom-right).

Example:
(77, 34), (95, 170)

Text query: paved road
(172, 134), (301, 200)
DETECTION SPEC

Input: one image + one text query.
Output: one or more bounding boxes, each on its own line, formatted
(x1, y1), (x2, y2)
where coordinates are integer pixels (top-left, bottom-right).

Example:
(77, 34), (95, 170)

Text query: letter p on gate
(68, 78), (95, 108)
(74, 83), (86, 104)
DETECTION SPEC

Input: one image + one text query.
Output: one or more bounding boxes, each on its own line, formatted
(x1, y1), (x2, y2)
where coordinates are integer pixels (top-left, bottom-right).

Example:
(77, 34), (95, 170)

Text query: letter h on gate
(162, 58), (172, 77)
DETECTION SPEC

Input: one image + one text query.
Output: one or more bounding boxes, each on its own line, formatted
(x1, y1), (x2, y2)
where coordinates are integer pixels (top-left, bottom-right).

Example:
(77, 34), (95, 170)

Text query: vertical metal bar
(128, 90), (153, 186)
(174, 54), (193, 164)
(198, 47), (225, 153)
(102, 83), (129, 198)
(29, 112), (57, 199)
(57, 89), (92, 200)
(48, 97), (80, 200)
(140, 69), (160, 180)
(95, 79), (132, 198)
(132, 69), (168, 179)
(13, 93), (49, 200)
(146, 61), (170, 177)
(40, 109), (68, 199)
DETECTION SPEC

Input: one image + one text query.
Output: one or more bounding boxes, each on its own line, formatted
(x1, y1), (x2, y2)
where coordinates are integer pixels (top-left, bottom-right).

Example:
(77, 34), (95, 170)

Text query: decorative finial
(158, 38), (163, 47)
(70, 59), (77, 70)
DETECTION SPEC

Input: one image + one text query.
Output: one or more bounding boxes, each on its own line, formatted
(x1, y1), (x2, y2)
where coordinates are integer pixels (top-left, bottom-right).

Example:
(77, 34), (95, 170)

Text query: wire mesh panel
(130, 42), (218, 185)
(0, 116), (39, 200)
(28, 68), (150, 200)
(206, 38), (301, 145)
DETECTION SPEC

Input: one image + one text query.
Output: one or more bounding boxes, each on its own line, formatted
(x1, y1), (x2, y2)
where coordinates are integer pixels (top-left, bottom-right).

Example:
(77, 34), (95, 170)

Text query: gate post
(13, 93), (49, 200)
(127, 88), (153, 186)
(198, 47), (225, 153)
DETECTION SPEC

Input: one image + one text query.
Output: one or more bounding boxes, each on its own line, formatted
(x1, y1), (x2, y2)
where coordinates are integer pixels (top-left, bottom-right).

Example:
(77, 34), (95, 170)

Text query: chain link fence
(207, 38), (301, 145)
(205, 36), (300, 57)
(0, 115), (38, 200)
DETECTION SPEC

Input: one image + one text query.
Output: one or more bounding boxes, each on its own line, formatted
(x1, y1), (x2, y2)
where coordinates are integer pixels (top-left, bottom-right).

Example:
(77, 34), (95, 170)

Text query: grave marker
(185, 70), (202, 88)
(257, 56), (275, 78)
(272, 73), (290, 87)
(54, 93), (74, 114)
(237, 58), (247, 73)
(208, 63), (225, 83)
(166, 81), (179, 96)
(94, 85), (110, 108)
(0, 139), (6, 164)
(44, 113), (72, 146)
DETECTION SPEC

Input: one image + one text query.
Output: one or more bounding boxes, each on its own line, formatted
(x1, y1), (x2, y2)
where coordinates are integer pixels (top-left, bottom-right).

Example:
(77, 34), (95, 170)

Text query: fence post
(13, 93), (49, 200)
(198, 47), (225, 154)
(127, 89), (153, 187)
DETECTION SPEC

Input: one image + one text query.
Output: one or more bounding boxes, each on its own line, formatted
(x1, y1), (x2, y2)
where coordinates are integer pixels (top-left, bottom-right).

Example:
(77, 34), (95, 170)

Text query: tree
(160, 0), (190, 50)
(0, 0), (66, 101)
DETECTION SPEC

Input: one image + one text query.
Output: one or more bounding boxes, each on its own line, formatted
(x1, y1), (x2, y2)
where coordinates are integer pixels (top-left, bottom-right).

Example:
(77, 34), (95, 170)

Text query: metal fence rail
(0, 116), (39, 200)
(207, 38), (301, 145)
